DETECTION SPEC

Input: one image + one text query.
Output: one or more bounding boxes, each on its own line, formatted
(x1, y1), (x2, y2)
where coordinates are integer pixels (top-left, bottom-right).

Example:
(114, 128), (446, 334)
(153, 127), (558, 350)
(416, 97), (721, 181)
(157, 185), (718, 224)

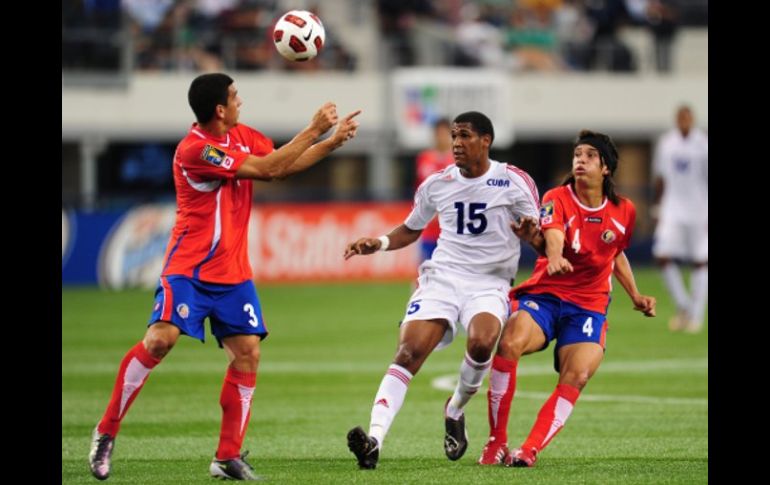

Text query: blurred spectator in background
(377, 0), (435, 67)
(582, 0), (636, 71)
(504, 0), (566, 71)
(626, 0), (679, 72)
(414, 118), (453, 263)
(62, 0), (124, 71)
(651, 105), (707, 333)
(454, 2), (508, 68)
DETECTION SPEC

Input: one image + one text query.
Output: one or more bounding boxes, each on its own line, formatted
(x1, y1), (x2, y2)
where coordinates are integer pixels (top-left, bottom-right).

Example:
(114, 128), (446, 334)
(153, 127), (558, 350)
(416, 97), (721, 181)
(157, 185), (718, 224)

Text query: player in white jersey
(652, 105), (708, 333)
(342, 111), (541, 469)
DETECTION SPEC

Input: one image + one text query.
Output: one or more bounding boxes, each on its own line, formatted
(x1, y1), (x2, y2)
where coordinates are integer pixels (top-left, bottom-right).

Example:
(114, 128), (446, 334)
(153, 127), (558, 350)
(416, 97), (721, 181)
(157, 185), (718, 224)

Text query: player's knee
(560, 370), (590, 390)
(394, 344), (427, 371)
(466, 337), (496, 363)
(233, 345), (261, 365)
(497, 334), (526, 360)
(143, 335), (174, 359)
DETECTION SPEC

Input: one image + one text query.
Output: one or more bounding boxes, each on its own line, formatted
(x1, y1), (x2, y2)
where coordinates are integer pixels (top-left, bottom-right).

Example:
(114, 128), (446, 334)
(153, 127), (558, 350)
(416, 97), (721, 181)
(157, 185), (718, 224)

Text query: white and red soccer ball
(273, 10), (325, 62)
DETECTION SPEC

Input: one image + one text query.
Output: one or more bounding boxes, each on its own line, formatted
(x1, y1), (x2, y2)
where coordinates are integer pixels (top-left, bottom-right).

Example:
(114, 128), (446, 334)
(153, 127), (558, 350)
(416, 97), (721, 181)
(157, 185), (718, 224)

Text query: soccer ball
(273, 10), (325, 62)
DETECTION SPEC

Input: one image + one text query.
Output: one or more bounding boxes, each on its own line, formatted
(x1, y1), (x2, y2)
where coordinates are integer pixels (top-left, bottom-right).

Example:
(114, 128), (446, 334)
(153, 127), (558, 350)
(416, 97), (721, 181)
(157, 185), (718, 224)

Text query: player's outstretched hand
(344, 237), (381, 260)
(310, 102), (339, 135)
(546, 256), (573, 275)
(511, 216), (539, 243)
(330, 109), (362, 148)
(632, 294), (657, 317)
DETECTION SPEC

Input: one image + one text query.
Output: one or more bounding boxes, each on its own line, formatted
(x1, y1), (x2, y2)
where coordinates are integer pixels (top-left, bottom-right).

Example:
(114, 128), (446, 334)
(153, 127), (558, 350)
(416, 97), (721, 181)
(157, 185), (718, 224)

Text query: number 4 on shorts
(582, 317), (593, 337)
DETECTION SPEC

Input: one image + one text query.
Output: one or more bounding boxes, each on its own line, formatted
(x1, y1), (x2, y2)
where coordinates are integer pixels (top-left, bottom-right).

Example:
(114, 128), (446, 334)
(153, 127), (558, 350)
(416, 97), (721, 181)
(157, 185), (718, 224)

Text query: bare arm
(544, 228), (573, 275)
(281, 110), (362, 177)
(235, 102), (338, 180)
(613, 251), (656, 317)
(343, 224), (422, 260)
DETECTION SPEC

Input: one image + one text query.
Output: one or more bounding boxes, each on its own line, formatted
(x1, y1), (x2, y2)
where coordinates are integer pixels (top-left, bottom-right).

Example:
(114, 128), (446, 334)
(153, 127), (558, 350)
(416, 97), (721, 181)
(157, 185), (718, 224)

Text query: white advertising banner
(392, 68), (514, 149)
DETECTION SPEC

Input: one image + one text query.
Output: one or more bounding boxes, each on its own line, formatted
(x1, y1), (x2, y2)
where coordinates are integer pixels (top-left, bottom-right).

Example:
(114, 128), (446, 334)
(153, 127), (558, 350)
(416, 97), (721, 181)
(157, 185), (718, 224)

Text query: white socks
(662, 263), (691, 312)
(690, 266), (708, 327)
(369, 364), (413, 447)
(446, 352), (492, 420)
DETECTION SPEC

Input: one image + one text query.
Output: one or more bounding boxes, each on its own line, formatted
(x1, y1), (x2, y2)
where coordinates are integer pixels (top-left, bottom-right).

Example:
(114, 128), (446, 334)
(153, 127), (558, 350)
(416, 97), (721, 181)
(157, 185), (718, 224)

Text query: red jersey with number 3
(513, 184), (636, 313)
(161, 123), (274, 284)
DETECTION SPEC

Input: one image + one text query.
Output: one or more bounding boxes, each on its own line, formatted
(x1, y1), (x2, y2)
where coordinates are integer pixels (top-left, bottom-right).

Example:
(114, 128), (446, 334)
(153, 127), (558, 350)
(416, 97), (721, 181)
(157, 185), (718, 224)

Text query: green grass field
(63, 268), (707, 484)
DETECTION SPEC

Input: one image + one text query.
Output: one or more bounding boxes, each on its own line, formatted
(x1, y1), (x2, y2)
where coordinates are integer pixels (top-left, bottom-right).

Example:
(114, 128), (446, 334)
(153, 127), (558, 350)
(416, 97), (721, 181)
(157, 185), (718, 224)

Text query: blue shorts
(148, 275), (268, 347)
(517, 293), (608, 352)
(420, 239), (438, 262)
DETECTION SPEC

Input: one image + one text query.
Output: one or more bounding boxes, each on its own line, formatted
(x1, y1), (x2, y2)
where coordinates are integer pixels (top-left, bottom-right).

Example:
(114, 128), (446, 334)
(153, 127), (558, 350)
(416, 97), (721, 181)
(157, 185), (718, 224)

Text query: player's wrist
(378, 235), (390, 251)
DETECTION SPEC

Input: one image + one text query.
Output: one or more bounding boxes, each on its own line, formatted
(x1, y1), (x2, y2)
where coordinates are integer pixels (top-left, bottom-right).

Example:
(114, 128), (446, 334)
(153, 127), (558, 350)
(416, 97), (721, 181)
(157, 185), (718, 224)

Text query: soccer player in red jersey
(414, 118), (454, 262)
(88, 73), (361, 481)
(478, 130), (657, 467)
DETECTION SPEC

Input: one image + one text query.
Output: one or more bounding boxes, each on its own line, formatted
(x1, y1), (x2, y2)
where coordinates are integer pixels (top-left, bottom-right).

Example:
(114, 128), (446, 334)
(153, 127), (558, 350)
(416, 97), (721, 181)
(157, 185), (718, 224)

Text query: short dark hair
(188, 73), (234, 124)
(453, 111), (495, 144)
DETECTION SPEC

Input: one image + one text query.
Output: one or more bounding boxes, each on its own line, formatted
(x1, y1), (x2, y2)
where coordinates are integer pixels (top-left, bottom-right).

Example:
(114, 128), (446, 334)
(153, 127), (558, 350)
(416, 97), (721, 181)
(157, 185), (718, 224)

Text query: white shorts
(653, 218), (708, 262)
(401, 266), (510, 351)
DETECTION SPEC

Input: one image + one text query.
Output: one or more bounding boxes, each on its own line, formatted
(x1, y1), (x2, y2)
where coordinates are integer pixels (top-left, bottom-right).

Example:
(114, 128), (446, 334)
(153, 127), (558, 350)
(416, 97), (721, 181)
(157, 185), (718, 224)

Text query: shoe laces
(93, 433), (113, 461)
(237, 450), (255, 470)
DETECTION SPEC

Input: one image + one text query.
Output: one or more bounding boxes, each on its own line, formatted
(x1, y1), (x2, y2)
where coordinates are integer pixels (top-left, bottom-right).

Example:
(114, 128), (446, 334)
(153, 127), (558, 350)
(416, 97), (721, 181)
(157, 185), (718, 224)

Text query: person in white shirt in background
(652, 105), (708, 333)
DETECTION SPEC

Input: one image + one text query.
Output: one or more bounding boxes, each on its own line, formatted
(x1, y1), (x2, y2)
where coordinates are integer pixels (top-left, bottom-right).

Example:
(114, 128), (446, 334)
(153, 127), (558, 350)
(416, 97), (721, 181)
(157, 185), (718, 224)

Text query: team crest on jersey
(540, 201), (554, 225)
(524, 300), (540, 311)
(200, 144), (226, 165)
(176, 303), (190, 319)
(601, 229), (617, 244)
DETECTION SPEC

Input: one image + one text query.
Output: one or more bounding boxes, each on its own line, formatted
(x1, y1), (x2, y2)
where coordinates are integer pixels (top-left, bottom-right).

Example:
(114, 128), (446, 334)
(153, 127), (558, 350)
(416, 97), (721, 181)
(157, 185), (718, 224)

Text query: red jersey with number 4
(161, 123), (274, 284)
(416, 149), (454, 241)
(513, 184), (636, 313)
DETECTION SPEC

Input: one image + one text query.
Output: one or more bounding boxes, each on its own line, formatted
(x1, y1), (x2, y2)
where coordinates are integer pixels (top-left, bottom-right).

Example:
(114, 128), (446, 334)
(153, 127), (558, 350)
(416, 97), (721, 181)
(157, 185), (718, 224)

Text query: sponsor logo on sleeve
(201, 144), (226, 165)
(222, 156), (235, 169)
(540, 201), (554, 225)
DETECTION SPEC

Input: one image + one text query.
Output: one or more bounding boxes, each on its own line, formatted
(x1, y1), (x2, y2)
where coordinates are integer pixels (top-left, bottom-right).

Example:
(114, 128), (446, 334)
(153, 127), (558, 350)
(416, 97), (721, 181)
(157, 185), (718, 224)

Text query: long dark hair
(562, 129), (620, 205)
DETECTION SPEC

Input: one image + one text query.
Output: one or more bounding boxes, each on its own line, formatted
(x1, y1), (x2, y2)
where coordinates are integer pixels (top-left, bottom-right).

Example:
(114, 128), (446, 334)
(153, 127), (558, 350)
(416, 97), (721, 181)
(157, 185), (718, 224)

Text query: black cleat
(347, 426), (379, 469)
(444, 399), (468, 461)
(88, 427), (115, 480)
(209, 450), (261, 481)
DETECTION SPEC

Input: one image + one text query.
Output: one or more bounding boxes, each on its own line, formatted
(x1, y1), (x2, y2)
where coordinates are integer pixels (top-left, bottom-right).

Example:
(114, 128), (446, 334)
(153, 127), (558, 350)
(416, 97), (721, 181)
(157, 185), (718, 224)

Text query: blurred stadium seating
(62, 0), (707, 285)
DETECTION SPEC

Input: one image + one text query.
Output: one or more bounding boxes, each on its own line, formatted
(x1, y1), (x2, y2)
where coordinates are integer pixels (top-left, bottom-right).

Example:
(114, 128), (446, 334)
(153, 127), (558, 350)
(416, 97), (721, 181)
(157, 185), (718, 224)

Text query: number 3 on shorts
(582, 317), (593, 337)
(244, 303), (259, 327)
(407, 300), (421, 315)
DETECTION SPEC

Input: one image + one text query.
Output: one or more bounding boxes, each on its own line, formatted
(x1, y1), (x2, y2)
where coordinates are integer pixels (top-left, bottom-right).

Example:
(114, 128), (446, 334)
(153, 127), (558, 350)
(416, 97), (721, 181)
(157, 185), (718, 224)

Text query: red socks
(215, 367), (257, 460)
(486, 355), (518, 443)
(97, 341), (161, 436)
(522, 383), (581, 452)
